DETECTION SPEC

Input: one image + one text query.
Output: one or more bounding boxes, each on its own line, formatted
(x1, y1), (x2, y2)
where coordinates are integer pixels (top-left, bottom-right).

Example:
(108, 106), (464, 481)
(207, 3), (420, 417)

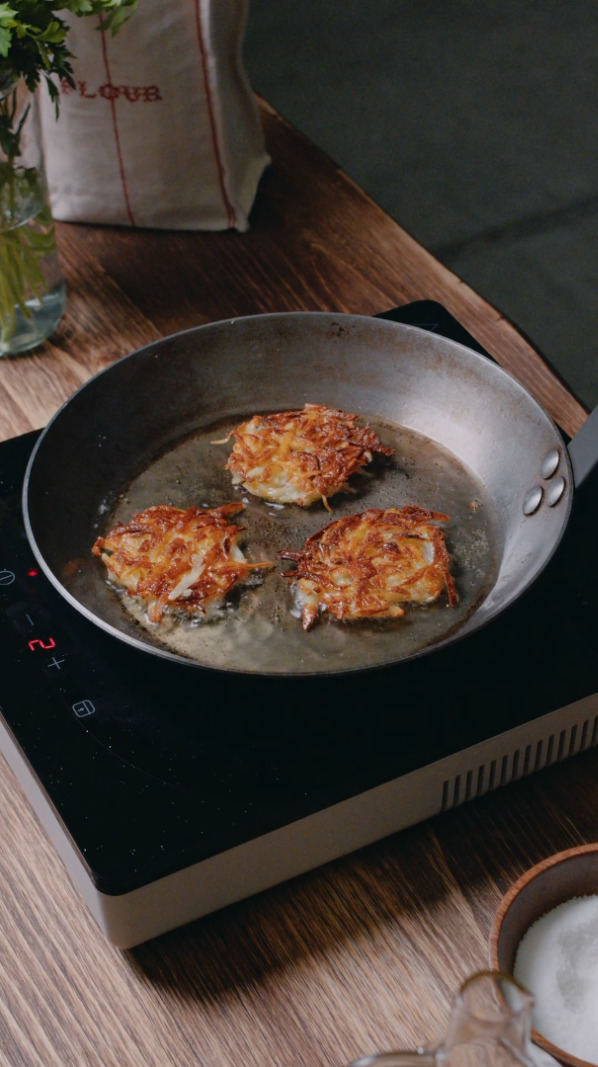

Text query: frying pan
(22, 308), (589, 677)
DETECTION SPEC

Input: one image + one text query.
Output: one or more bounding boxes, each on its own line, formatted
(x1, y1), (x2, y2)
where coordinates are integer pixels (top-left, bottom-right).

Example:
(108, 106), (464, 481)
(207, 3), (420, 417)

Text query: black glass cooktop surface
(2, 302), (597, 896)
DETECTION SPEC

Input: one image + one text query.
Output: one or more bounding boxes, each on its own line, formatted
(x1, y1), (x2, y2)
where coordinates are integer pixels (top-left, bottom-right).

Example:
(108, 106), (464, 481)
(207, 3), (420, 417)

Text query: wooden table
(1, 100), (596, 1067)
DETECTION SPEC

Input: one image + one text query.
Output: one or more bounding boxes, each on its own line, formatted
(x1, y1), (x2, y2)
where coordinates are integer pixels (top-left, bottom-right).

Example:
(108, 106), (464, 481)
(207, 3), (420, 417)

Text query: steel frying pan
(23, 309), (582, 676)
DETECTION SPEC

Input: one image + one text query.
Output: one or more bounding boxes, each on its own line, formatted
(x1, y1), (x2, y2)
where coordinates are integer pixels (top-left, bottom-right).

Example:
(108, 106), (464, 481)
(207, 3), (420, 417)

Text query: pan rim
(22, 310), (574, 677)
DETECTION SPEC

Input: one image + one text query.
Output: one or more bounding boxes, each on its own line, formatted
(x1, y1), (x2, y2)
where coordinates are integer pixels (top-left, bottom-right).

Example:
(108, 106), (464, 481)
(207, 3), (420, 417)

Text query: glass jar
(0, 78), (66, 356)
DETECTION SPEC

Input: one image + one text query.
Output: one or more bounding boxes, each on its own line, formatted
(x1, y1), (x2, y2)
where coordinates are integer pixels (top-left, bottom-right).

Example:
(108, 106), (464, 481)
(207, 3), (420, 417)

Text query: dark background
(245, 0), (598, 412)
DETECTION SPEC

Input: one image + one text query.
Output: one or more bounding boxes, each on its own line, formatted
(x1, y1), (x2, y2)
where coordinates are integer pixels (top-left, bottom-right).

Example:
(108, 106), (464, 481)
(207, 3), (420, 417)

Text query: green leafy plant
(0, 0), (138, 352)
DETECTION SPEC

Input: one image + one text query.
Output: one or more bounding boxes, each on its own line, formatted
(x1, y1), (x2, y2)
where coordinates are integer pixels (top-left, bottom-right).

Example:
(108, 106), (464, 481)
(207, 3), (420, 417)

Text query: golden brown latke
(216, 403), (393, 508)
(92, 503), (273, 623)
(279, 505), (458, 630)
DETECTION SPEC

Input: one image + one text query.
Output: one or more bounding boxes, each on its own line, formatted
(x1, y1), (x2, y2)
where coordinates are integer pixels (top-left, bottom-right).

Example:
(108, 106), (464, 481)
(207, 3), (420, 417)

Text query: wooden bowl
(489, 844), (598, 1067)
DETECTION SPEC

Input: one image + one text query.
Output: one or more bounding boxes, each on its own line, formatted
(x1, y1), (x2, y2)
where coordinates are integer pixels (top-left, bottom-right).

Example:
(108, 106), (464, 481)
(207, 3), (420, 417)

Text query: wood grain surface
(0, 100), (588, 443)
(2, 743), (598, 1067)
(1, 99), (597, 1067)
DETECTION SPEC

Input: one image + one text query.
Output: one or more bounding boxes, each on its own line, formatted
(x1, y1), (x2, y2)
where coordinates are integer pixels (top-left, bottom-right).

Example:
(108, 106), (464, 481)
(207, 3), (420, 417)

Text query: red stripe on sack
(194, 0), (237, 228)
(99, 16), (136, 226)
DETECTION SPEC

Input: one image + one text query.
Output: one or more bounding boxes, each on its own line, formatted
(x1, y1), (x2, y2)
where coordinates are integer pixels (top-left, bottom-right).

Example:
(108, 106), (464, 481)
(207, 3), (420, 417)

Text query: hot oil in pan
(95, 415), (500, 676)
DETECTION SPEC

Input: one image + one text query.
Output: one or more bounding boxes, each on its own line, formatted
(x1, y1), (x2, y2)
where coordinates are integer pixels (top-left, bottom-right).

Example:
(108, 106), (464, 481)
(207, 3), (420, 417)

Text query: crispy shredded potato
(92, 503), (273, 623)
(279, 505), (458, 630)
(216, 403), (393, 508)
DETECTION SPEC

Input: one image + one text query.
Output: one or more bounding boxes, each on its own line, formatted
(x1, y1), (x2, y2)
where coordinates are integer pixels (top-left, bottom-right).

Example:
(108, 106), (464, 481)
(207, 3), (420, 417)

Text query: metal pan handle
(567, 405), (598, 490)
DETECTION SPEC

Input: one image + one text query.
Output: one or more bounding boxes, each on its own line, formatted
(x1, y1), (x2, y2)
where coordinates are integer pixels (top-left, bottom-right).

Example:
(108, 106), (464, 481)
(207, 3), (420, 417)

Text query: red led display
(28, 637), (57, 652)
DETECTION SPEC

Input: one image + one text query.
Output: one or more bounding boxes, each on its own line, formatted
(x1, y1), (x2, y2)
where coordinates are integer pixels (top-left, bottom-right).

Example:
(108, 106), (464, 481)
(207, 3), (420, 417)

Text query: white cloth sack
(39, 0), (270, 231)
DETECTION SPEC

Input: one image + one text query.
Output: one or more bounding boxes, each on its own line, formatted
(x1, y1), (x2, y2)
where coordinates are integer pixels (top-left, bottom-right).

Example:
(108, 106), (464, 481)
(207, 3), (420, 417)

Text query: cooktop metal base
(2, 688), (596, 948)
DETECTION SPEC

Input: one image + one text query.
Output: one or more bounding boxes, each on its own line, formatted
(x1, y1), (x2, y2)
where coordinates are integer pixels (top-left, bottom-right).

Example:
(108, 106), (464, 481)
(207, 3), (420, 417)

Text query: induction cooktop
(2, 301), (598, 948)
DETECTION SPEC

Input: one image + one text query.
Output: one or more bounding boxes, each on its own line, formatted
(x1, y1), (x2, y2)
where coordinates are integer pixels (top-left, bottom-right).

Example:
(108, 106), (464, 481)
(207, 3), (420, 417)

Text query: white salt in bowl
(489, 844), (598, 1067)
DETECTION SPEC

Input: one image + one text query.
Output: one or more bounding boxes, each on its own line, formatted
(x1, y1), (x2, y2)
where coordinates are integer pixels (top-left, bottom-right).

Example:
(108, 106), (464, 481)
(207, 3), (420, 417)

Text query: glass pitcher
(348, 971), (548, 1067)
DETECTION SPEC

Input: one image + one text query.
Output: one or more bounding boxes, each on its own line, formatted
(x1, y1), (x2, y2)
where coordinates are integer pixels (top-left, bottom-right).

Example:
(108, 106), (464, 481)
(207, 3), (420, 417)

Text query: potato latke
(217, 403), (393, 508)
(92, 503), (272, 623)
(279, 505), (458, 630)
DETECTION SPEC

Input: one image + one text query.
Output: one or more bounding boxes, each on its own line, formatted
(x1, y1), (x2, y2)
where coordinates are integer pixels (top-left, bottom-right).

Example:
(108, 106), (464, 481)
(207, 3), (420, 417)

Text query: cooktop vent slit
(476, 765), (487, 797)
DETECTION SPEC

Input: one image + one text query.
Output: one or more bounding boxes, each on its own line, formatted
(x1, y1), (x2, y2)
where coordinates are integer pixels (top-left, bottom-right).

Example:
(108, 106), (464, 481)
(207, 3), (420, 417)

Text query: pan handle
(377, 301), (598, 492)
(567, 406), (598, 490)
